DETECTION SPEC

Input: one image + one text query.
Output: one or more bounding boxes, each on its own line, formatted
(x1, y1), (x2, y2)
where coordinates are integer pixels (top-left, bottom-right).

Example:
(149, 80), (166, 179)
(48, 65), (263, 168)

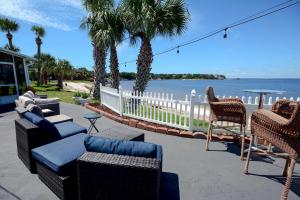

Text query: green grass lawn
(31, 81), (59, 91)
(125, 106), (209, 128)
(36, 90), (76, 104)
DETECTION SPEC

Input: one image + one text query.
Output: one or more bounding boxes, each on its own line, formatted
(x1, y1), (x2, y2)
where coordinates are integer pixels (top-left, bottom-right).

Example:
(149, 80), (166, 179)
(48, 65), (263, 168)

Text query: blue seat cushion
(23, 111), (44, 125)
(23, 112), (60, 139)
(84, 135), (162, 161)
(54, 121), (87, 138)
(32, 133), (87, 175)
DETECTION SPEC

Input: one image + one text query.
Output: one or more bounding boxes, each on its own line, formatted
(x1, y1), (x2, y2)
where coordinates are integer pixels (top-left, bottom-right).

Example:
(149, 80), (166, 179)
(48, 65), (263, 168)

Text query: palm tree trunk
(37, 66), (41, 86)
(93, 44), (107, 99)
(109, 44), (119, 89)
(36, 37), (42, 86)
(134, 38), (153, 93)
(58, 77), (63, 89)
(6, 31), (13, 50)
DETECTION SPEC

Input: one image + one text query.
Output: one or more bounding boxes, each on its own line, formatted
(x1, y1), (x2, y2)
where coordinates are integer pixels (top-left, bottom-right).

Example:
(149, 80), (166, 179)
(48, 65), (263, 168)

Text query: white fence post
(189, 89), (196, 131)
(100, 83), (103, 103)
(119, 86), (123, 116)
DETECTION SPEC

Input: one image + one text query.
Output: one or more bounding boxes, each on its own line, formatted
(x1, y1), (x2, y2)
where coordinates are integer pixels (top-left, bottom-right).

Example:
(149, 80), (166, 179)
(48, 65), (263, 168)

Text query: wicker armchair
(205, 86), (247, 160)
(244, 100), (300, 200)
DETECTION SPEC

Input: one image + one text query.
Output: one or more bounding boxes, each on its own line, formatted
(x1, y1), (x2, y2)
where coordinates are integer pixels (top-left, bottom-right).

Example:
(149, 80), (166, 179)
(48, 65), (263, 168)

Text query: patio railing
(100, 84), (300, 132)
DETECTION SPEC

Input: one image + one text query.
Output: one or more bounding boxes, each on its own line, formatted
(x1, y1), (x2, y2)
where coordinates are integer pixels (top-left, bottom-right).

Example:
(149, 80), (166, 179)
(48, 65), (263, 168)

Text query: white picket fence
(100, 84), (300, 131)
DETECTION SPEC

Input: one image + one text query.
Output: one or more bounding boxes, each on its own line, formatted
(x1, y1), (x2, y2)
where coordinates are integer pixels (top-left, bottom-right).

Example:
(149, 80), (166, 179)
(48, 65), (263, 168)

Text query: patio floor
(0, 102), (299, 200)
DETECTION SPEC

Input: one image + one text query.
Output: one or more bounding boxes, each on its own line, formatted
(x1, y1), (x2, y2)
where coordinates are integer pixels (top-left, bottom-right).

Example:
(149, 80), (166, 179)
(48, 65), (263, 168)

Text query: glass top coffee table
(83, 113), (102, 134)
(243, 89), (285, 109)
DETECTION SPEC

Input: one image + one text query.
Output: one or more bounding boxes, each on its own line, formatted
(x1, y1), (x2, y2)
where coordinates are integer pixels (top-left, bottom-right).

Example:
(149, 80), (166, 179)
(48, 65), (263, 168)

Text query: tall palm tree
(0, 18), (19, 50)
(39, 53), (56, 85)
(81, 0), (113, 99)
(122, 0), (189, 93)
(93, 6), (125, 89)
(53, 59), (72, 89)
(31, 25), (45, 86)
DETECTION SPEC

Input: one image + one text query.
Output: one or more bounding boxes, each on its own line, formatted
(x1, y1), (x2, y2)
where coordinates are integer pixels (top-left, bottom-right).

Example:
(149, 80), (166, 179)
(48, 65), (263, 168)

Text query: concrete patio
(0, 102), (299, 200)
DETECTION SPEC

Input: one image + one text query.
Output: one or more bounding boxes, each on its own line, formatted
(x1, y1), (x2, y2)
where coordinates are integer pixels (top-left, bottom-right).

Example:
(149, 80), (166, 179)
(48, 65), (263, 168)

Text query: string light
(119, 0), (300, 65)
(223, 28), (228, 39)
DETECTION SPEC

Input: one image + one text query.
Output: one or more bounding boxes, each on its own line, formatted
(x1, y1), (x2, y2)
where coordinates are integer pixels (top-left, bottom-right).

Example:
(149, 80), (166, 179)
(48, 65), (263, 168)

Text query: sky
(0, 0), (299, 78)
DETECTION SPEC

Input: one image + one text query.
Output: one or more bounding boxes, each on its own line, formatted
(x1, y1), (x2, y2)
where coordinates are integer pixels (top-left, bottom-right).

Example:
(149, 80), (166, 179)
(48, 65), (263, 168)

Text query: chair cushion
(26, 104), (44, 117)
(32, 133), (87, 175)
(19, 96), (34, 107)
(54, 121), (87, 138)
(23, 112), (86, 138)
(23, 112), (60, 139)
(84, 135), (162, 160)
(23, 92), (33, 99)
(27, 90), (35, 98)
(23, 111), (44, 125)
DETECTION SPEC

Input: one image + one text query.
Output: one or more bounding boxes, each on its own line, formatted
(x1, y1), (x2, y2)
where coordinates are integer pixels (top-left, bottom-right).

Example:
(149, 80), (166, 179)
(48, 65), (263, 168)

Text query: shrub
(81, 92), (89, 99)
(73, 92), (81, 97)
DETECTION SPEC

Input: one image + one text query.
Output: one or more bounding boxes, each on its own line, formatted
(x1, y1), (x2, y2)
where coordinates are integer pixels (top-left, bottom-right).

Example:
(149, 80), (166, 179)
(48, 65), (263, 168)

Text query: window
(0, 52), (13, 63)
(14, 57), (27, 95)
(0, 63), (17, 96)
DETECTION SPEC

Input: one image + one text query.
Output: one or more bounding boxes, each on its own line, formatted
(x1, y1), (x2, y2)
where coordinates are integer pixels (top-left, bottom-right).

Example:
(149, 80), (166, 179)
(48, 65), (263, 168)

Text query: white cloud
(51, 0), (83, 9)
(0, 0), (81, 31)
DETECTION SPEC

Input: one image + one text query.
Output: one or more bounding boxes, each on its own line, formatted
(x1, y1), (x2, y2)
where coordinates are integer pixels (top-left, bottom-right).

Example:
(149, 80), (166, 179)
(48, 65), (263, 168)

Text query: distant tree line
(118, 72), (226, 80)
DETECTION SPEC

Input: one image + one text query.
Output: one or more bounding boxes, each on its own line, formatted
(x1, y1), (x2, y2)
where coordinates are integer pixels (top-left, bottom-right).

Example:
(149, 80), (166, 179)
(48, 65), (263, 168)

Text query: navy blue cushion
(32, 133), (87, 175)
(54, 121), (87, 138)
(23, 112), (60, 139)
(23, 112), (43, 124)
(84, 135), (162, 159)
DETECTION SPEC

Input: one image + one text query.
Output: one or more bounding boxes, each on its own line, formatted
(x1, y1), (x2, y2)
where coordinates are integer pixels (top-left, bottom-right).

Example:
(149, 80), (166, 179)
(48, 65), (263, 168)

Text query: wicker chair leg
(282, 158), (291, 177)
(205, 122), (212, 151)
(267, 143), (272, 153)
(240, 125), (245, 161)
(281, 158), (296, 200)
(243, 135), (253, 174)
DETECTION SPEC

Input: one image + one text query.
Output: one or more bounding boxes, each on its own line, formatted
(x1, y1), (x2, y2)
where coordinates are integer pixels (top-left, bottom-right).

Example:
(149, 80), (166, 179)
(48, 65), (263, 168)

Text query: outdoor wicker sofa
(15, 90), (60, 116)
(15, 112), (87, 173)
(244, 99), (300, 200)
(205, 86), (247, 160)
(30, 134), (162, 200)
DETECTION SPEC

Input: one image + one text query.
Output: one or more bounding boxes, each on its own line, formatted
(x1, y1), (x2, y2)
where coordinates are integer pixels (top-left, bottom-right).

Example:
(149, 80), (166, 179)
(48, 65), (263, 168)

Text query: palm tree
(39, 53), (56, 85)
(121, 0), (189, 93)
(53, 59), (72, 89)
(93, 6), (125, 89)
(31, 25), (45, 86)
(81, 0), (113, 99)
(0, 18), (19, 50)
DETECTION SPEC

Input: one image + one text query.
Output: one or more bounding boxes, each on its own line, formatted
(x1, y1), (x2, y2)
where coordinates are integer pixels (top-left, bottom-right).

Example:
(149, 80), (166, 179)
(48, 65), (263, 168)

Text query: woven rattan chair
(244, 100), (300, 200)
(205, 86), (247, 160)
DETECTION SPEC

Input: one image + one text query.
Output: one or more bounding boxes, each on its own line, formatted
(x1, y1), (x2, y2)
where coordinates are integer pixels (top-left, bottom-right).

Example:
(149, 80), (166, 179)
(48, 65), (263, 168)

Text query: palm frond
(31, 25), (45, 37)
(0, 17), (19, 32)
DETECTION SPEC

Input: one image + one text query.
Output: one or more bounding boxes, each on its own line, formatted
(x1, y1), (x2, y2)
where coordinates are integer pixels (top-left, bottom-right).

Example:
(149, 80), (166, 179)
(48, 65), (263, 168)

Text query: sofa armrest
(77, 152), (161, 200)
(15, 119), (58, 173)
